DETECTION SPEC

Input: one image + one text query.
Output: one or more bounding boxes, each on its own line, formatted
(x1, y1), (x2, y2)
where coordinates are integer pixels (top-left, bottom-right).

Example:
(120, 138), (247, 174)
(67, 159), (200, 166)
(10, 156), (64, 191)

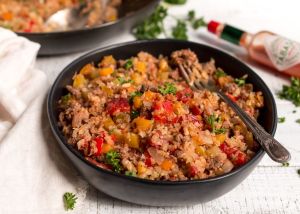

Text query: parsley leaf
(63, 192), (77, 211)
(117, 77), (133, 85)
(278, 77), (300, 107)
(278, 117), (285, 123)
(234, 75), (248, 87)
(124, 59), (133, 70)
(130, 109), (140, 120)
(282, 162), (290, 167)
(188, 10), (195, 21)
(164, 0), (187, 4)
(158, 82), (177, 95)
(214, 69), (227, 78)
(132, 6), (168, 40)
(105, 150), (122, 173)
(206, 114), (226, 134)
(61, 93), (71, 105)
(192, 17), (207, 29)
(125, 171), (137, 177)
(172, 20), (188, 40)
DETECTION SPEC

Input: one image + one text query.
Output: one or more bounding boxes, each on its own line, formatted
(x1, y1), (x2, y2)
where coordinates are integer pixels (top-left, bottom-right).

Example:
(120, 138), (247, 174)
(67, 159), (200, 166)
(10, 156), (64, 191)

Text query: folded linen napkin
(0, 28), (88, 213)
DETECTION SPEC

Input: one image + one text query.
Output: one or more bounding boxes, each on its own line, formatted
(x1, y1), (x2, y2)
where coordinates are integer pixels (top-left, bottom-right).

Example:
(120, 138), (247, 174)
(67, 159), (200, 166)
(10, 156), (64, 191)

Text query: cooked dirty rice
(0, 0), (121, 32)
(58, 49), (264, 181)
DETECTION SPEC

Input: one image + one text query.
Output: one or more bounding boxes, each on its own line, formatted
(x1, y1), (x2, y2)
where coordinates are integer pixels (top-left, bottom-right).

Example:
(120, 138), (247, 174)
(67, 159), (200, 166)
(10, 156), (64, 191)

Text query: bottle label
(264, 35), (300, 71)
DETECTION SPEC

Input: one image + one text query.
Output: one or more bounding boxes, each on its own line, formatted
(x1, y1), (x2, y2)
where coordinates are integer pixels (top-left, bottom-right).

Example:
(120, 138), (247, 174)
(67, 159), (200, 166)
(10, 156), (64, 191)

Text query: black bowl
(18, 0), (159, 56)
(47, 39), (277, 206)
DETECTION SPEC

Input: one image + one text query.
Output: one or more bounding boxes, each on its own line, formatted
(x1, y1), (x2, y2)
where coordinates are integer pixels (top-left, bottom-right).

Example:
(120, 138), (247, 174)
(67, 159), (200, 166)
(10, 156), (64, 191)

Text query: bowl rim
(47, 39), (277, 185)
(17, 0), (160, 36)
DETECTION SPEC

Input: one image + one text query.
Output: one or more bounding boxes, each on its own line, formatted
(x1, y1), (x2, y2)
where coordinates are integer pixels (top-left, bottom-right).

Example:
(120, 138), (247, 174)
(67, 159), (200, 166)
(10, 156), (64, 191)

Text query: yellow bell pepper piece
(195, 146), (206, 156)
(99, 67), (114, 76)
(143, 91), (156, 102)
(126, 133), (140, 149)
(102, 143), (113, 154)
(73, 74), (87, 88)
(133, 117), (153, 132)
(135, 61), (146, 73)
(161, 159), (173, 171)
(103, 118), (115, 130)
(80, 63), (95, 76)
(133, 96), (142, 109)
(101, 55), (116, 66)
(137, 161), (147, 175)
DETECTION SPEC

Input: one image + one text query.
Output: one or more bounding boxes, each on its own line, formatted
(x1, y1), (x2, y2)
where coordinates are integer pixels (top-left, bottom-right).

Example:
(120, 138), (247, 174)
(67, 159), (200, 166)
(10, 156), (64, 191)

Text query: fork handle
(216, 90), (291, 163)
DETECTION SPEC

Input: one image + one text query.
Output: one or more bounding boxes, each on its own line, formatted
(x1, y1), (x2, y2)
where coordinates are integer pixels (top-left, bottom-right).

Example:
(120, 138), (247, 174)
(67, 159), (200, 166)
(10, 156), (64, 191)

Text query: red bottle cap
(207, 20), (220, 34)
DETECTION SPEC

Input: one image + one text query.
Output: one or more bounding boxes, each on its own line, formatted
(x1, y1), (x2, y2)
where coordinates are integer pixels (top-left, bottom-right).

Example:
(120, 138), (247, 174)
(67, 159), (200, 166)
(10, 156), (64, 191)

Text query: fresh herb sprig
(133, 6), (168, 39)
(124, 59), (133, 70)
(214, 69), (227, 78)
(206, 114), (226, 134)
(63, 192), (77, 211)
(164, 0), (187, 5)
(158, 82), (177, 95)
(278, 117), (285, 123)
(278, 77), (300, 107)
(117, 77), (133, 85)
(105, 150), (122, 173)
(234, 75), (248, 87)
(132, 4), (207, 40)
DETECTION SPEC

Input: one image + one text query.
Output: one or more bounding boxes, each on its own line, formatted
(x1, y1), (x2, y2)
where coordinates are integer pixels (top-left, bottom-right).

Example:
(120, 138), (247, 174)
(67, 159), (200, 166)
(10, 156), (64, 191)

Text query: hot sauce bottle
(207, 20), (300, 77)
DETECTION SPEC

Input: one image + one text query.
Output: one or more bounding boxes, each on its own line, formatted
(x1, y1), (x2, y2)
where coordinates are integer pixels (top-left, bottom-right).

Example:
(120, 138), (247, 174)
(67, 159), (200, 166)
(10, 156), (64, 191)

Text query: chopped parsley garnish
(125, 171), (137, 177)
(130, 91), (143, 100)
(61, 93), (71, 105)
(117, 77), (133, 85)
(124, 59), (133, 70)
(214, 69), (227, 78)
(234, 75), (248, 87)
(164, 0), (187, 4)
(278, 117), (285, 123)
(172, 20), (188, 40)
(282, 162), (289, 167)
(132, 6), (168, 40)
(105, 150), (122, 173)
(158, 82), (177, 95)
(63, 192), (77, 211)
(296, 119), (300, 124)
(206, 114), (226, 134)
(130, 109), (140, 120)
(278, 77), (300, 107)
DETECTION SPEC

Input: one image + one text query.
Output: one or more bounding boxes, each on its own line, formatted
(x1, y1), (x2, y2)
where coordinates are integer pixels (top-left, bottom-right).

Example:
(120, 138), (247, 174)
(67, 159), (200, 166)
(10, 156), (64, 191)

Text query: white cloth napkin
(0, 28), (88, 213)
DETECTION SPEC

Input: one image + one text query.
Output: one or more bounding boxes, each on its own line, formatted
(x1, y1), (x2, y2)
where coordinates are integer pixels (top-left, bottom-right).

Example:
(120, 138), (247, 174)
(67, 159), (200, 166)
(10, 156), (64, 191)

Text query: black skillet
(17, 0), (160, 55)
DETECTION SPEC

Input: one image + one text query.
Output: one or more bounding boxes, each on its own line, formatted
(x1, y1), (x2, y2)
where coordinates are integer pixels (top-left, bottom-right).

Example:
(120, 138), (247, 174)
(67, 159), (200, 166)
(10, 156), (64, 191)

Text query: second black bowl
(47, 39), (277, 206)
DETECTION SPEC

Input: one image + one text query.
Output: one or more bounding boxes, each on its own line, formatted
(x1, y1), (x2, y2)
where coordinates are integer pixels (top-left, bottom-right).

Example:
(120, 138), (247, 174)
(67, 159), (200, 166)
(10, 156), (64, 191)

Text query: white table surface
(36, 0), (300, 213)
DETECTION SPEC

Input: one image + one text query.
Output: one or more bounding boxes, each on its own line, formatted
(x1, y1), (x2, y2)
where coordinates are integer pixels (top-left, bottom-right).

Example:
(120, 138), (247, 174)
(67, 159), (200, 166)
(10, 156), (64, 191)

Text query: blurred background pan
(17, 0), (160, 56)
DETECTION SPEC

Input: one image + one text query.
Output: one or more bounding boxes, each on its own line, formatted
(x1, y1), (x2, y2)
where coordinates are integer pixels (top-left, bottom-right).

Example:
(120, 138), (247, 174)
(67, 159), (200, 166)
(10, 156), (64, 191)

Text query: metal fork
(178, 63), (291, 163)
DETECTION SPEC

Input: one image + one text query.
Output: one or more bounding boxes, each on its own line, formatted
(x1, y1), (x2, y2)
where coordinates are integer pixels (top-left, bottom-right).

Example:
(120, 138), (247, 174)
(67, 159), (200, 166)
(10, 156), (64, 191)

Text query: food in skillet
(57, 49), (264, 181)
(0, 0), (121, 33)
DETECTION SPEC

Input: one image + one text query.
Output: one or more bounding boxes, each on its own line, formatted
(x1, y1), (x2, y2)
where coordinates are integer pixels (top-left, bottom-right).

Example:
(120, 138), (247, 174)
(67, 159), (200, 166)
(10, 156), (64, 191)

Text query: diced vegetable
(214, 134), (226, 145)
(80, 63), (95, 76)
(99, 67), (114, 76)
(101, 86), (113, 96)
(159, 59), (169, 72)
(133, 117), (153, 132)
(131, 73), (143, 84)
(100, 55), (116, 67)
(106, 98), (130, 115)
(135, 61), (146, 73)
(73, 74), (87, 88)
(102, 143), (113, 154)
(137, 161), (147, 175)
(94, 136), (104, 156)
(133, 96), (142, 109)
(2, 12), (13, 21)
(195, 145), (206, 156)
(126, 133), (140, 149)
(161, 159), (173, 171)
(103, 118), (115, 130)
(158, 82), (177, 95)
(143, 91), (156, 101)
